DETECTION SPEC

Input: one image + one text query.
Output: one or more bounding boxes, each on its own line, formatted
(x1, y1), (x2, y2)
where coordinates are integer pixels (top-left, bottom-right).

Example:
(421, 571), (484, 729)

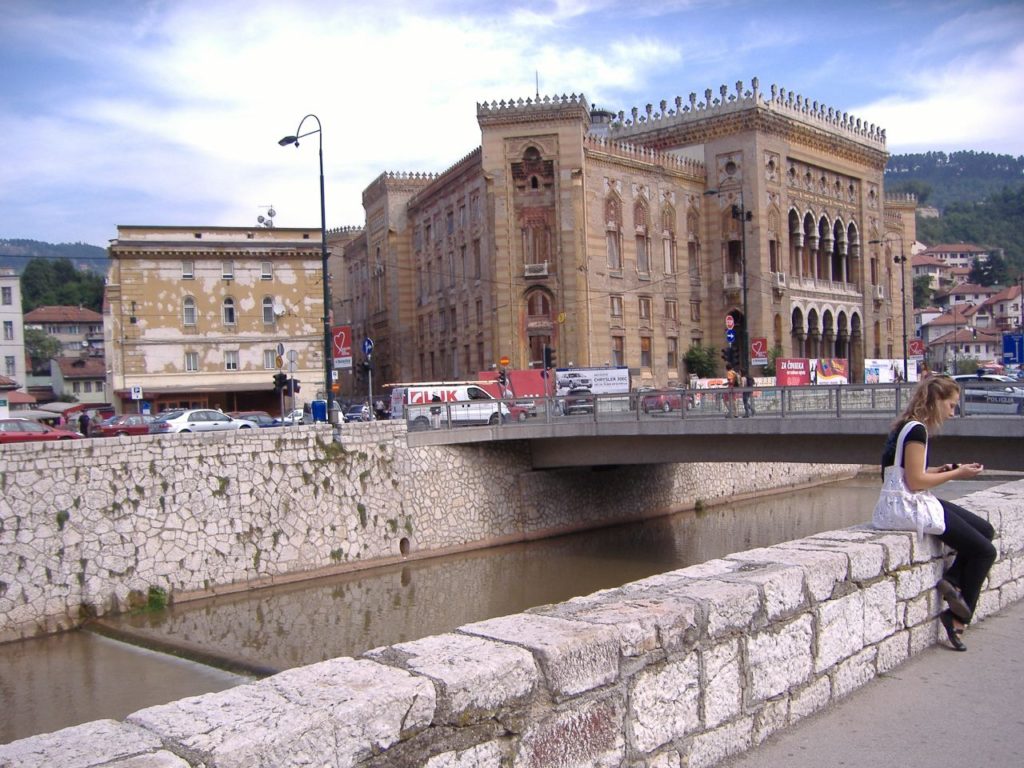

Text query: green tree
(912, 276), (934, 308)
(20, 257), (104, 312)
(24, 327), (62, 374)
(967, 252), (1011, 286)
(683, 343), (717, 379)
(763, 344), (784, 377)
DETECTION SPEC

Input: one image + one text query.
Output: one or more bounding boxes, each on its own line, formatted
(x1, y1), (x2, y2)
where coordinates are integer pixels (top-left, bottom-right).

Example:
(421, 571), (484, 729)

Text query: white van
(389, 383), (509, 430)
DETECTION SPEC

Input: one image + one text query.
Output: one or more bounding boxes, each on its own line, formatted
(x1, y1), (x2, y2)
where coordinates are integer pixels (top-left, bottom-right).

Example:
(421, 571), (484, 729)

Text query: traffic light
(498, 369), (508, 386)
(543, 345), (556, 369)
(289, 378), (301, 393)
(720, 346), (737, 367)
(273, 372), (288, 391)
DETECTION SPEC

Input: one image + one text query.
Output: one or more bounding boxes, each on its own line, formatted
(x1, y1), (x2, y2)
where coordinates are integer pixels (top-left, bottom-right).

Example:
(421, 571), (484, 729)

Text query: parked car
(281, 408), (307, 425)
(344, 404), (373, 422)
(561, 387), (595, 415)
(227, 410), (281, 428)
(951, 374), (1024, 415)
(148, 409), (257, 434)
(639, 388), (689, 414)
(0, 418), (84, 444)
(93, 414), (156, 437)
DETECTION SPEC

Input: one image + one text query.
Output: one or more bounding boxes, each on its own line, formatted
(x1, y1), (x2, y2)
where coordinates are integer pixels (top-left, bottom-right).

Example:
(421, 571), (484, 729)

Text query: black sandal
(940, 610), (967, 652)
(937, 578), (971, 621)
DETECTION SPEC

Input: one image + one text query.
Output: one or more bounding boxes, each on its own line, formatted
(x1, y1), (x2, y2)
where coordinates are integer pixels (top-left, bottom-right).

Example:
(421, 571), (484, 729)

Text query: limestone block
(459, 613), (619, 700)
(666, 580), (760, 638)
(862, 580), (897, 644)
(648, 750), (682, 768)
(987, 559), (1013, 589)
(781, 539), (885, 581)
(789, 675), (831, 722)
(753, 697), (790, 745)
(815, 591), (865, 672)
(629, 655), (700, 753)
(876, 630), (909, 673)
(726, 546), (847, 602)
(746, 615), (813, 701)
(686, 716), (753, 768)
(106, 752), (192, 767)
(974, 588), (1000, 621)
(909, 621), (935, 654)
(513, 696), (624, 768)
(424, 740), (506, 767)
(702, 638), (742, 728)
(127, 658), (435, 768)
(909, 532), (944, 563)
(831, 645), (876, 699)
(723, 563), (806, 620)
(540, 592), (699, 657)
(0, 719), (163, 768)
(1000, 578), (1024, 607)
(894, 563), (935, 601)
(367, 632), (537, 724)
(903, 592), (931, 629)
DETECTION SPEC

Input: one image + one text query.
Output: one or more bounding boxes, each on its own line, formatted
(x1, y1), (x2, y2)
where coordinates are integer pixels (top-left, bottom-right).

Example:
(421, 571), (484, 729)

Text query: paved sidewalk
(724, 597), (1024, 768)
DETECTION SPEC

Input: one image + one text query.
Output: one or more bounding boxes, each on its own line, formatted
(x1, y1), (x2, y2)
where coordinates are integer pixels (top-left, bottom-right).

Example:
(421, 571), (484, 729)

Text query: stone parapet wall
(0, 423), (853, 643)
(3, 481), (1021, 767)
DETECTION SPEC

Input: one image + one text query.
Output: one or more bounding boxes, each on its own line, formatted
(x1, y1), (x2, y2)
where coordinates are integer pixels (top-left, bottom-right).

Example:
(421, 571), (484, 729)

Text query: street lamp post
(705, 189), (751, 371)
(869, 235), (908, 381)
(279, 114), (333, 418)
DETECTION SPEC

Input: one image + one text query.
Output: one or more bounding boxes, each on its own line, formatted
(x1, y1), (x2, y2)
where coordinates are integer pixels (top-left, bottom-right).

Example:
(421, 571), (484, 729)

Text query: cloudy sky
(1, 0), (1021, 247)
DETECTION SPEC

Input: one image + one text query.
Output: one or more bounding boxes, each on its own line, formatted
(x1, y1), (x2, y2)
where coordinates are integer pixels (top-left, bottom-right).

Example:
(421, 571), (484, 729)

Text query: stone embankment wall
(0, 423), (851, 643)
(2, 481), (1021, 768)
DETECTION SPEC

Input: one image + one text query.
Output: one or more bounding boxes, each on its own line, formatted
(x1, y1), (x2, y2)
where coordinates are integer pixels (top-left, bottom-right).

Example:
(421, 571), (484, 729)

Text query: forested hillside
(885, 151), (1024, 209)
(0, 239), (108, 275)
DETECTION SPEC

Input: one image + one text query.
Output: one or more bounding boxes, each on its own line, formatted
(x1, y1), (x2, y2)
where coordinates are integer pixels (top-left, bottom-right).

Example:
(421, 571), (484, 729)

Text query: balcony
(524, 262), (549, 278)
(771, 272), (787, 291)
(723, 272), (741, 291)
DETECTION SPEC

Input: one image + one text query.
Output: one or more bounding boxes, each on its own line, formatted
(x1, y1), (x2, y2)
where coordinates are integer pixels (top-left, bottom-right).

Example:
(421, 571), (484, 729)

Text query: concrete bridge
(408, 413), (1024, 472)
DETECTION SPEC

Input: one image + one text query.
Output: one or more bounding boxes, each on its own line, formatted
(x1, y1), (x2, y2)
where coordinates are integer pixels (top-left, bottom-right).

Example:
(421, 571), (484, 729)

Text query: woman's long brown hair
(895, 375), (960, 431)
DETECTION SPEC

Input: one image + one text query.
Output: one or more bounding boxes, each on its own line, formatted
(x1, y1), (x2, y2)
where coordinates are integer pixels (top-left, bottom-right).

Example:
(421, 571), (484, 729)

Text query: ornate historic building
(343, 78), (914, 387)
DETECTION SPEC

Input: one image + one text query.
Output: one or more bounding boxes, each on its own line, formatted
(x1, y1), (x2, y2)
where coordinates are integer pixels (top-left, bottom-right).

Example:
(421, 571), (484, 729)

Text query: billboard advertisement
(864, 359), (921, 383)
(331, 325), (353, 369)
(776, 358), (849, 385)
(553, 366), (630, 395)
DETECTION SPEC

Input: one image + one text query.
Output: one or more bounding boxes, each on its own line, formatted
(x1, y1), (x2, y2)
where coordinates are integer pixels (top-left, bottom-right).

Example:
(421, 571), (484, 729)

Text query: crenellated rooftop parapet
(327, 225), (364, 235)
(362, 170), (439, 207)
(477, 93), (591, 126)
(583, 134), (705, 177)
(884, 192), (918, 204)
(607, 77), (886, 149)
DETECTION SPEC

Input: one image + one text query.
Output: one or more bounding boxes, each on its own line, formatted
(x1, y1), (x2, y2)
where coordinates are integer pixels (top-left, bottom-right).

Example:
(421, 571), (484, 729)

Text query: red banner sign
(332, 325), (352, 369)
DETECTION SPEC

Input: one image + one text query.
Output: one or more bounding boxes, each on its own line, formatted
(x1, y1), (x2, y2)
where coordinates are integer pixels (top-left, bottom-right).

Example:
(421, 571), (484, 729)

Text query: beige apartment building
(105, 226), (330, 414)
(343, 78), (913, 387)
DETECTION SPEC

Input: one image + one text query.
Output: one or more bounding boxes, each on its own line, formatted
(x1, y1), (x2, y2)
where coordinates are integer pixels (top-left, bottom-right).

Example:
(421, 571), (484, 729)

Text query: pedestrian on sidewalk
(741, 370), (755, 417)
(877, 375), (996, 651)
(724, 363), (739, 418)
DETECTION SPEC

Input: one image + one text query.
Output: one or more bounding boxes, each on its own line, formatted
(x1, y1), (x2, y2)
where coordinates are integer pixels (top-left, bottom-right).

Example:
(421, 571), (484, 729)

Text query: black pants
(938, 499), (996, 621)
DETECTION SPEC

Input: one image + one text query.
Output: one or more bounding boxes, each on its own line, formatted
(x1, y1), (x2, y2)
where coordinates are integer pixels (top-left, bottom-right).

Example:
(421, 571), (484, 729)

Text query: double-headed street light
(279, 114), (333, 417)
(869, 235), (908, 381)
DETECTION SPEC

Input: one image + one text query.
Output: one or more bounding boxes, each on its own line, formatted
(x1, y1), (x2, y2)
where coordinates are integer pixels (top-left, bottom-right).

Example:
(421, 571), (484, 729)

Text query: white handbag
(872, 420), (946, 537)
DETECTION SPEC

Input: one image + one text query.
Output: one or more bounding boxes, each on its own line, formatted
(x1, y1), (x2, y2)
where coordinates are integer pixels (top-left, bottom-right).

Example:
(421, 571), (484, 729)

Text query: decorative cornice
(477, 93), (591, 128)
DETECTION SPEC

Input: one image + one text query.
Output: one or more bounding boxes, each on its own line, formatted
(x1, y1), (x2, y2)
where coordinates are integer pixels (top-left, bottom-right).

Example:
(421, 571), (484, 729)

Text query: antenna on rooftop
(535, 70), (540, 100)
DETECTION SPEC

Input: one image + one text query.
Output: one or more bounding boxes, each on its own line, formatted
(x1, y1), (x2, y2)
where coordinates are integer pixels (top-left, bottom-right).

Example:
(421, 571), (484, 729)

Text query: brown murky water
(2, 477), (995, 744)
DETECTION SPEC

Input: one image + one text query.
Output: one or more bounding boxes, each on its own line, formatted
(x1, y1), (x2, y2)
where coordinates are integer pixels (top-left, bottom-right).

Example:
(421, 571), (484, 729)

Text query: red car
(0, 418), (84, 444)
(93, 414), (156, 437)
(639, 389), (690, 414)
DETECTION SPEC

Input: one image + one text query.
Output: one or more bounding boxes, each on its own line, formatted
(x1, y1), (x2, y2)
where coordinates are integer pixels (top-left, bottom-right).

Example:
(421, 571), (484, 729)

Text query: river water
(0, 476), (995, 744)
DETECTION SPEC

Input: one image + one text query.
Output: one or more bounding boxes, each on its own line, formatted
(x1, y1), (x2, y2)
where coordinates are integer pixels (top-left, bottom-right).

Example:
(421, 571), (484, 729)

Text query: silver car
(149, 409), (258, 434)
(951, 375), (1024, 415)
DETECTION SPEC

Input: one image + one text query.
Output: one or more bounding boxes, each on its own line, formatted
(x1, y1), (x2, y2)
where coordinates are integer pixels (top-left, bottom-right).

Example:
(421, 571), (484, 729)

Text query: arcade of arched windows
(786, 208), (861, 290)
(789, 304), (862, 361)
(603, 193), (701, 280)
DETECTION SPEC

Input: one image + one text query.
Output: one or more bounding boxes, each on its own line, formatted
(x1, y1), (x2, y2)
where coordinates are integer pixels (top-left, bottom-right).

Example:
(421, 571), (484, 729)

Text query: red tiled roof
(911, 254), (946, 267)
(922, 243), (989, 254)
(54, 356), (107, 378)
(4, 390), (37, 404)
(0, 374), (16, 388)
(24, 305), (103, 323)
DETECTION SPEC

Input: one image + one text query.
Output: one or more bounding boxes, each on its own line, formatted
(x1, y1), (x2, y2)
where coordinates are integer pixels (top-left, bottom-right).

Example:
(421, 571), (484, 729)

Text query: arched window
(526, 291), (551, 318)
(262, 297), (275, 324)
(634, 201), (650, 274)
(687, 210), (701, 279)
(606, 196), (622, 271)
(661, 204), (677, 275)
(222, 297), (236, 326)
(183, 296), (197, 327)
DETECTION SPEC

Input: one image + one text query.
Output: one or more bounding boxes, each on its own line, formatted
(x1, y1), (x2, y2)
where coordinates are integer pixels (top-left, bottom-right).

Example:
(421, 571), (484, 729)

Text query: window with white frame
(224, 351), (239, 371)
(183, 297), (197, 326)
(610, 295), (623, 319)
(222, 261), (234, 280)
(264, 350), (276, 369)
(638, 297), (652, 323)
(84, 381), (93, 393)
(222, 297), (236, 325)
(665, 299), (678, 321)
(1, 286), (11, 305)
(182, 260), (194, 279)
(4, 355), (14, 375)
(262, 297), (275, 324)
(261, 261), (273, 280)
(2, 321), (12, 340)
(185, 351), (199, 372)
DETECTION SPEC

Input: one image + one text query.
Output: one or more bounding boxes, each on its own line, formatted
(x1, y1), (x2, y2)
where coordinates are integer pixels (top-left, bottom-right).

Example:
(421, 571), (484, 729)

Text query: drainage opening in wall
(399, 537), (411, 556)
